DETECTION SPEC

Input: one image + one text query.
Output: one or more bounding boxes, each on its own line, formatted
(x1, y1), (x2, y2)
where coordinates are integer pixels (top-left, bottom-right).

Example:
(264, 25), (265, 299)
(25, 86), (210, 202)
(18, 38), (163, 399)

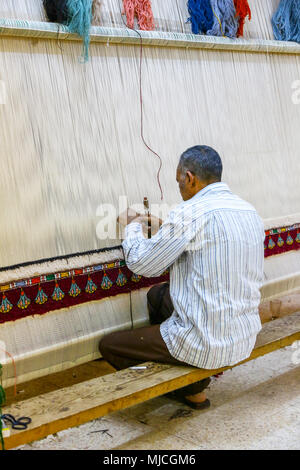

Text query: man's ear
(186, 170), (195, 185)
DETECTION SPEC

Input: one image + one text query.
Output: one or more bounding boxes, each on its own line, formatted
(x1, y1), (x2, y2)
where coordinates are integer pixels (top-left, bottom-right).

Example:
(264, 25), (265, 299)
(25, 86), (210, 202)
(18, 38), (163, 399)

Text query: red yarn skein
(234, 0), (251, 37)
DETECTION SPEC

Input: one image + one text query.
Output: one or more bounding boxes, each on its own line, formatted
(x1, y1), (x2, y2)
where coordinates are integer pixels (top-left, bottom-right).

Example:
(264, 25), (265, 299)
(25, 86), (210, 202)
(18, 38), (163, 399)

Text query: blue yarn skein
(272, 0), (300, 43)
(67, 0), (93, 62)
(207, 0), (239, 38)
(187, 0), (214, 35)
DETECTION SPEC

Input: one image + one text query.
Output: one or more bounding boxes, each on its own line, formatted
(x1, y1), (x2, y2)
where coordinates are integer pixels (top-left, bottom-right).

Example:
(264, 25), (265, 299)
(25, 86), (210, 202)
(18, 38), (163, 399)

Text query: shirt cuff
(125, 221), (143, 240)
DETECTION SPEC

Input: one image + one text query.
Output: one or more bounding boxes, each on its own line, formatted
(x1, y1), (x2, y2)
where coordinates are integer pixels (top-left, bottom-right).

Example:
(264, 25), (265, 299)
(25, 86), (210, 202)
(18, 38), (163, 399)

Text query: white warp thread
(0, 0), (299, 386)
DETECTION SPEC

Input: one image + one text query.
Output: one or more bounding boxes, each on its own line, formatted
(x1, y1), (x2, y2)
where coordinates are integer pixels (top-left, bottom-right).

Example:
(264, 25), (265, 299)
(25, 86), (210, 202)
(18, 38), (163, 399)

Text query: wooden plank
(4, 359), (115, 407)
(3, 312), (300, 450)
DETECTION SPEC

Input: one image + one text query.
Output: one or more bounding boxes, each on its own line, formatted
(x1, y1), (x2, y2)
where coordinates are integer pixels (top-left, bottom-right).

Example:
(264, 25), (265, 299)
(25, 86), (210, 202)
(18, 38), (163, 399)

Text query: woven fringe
(0, 247), (124, 285)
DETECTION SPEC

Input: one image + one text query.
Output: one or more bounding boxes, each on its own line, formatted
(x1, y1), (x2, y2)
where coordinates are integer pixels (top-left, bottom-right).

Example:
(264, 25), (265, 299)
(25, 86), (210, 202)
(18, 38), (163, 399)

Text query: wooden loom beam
(1, 19), (300, 55)
(2, 311), (300, 450)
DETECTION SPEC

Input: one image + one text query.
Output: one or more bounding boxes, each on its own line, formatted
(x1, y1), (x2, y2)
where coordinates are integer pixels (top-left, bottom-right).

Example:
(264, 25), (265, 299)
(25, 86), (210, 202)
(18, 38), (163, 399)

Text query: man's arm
(122, 208), (196, 278)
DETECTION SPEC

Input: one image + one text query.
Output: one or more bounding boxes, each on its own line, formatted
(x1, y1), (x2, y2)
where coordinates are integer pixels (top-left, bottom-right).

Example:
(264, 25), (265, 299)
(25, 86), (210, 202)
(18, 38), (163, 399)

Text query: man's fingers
(117, 209), (141, 226)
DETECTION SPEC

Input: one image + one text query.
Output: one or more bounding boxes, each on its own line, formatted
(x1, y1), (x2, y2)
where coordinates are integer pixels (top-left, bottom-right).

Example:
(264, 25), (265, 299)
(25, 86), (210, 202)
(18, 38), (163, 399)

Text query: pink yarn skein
(123, 0), (155, 30)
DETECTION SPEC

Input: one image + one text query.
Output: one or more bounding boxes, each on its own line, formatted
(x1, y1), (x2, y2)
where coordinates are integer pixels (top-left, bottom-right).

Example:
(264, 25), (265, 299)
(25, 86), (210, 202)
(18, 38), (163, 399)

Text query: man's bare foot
(185, 391), (207, 404)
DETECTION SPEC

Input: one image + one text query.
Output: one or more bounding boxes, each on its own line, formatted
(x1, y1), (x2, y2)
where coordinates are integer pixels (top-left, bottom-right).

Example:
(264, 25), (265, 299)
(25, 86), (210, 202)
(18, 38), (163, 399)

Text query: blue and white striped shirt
(123, 182), (265, 369)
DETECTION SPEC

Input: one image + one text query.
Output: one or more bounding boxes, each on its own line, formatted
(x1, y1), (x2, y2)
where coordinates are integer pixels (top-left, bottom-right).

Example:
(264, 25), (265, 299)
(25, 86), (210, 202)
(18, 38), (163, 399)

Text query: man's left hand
(117, 209), (141, 227)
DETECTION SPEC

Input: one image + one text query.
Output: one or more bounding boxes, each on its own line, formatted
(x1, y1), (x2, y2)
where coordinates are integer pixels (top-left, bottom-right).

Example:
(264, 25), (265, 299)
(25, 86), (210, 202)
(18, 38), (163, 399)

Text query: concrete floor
(19, 344), (300, 450)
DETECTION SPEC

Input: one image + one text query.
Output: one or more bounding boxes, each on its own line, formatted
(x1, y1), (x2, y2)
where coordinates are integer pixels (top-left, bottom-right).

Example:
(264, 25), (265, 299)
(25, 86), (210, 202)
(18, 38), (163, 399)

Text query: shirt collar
(192, 182), (230, 201)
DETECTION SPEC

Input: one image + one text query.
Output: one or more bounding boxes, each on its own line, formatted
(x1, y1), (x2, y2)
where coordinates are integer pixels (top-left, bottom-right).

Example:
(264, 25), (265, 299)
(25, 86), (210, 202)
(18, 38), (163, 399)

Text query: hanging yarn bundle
(207, 0), (239, 38)
(67, 0), (93, 61)
(42, 0), (69, 23)
(43, 0), (94, 61)
(187, 0), (214, 34)
(122, 0), (155, 31)
(272, 0), (300, 43)
(234, 0), (251, 37)
(92, 0), (102, 26)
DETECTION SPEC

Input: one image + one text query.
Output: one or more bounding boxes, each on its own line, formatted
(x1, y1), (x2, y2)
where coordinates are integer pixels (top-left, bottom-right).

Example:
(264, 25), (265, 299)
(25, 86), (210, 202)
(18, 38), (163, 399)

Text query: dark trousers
(99, 283), (211, 395)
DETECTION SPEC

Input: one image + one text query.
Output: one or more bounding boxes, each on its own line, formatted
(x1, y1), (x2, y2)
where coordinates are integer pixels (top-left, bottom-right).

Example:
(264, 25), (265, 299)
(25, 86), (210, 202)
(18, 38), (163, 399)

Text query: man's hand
(117, 209), (141, 227)
(133, 214), (163, 237)
(117, 210), (163, 237)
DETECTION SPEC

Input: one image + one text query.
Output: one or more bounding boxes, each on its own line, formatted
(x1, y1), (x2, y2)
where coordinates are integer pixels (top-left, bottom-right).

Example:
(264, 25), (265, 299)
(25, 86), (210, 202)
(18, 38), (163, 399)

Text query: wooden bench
(2, 310), (300, 450)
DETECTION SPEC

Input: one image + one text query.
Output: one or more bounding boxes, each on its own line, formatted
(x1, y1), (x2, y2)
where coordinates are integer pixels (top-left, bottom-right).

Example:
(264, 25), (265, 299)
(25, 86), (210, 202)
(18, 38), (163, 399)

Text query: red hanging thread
(123, 0), (155, 30)
(120, 1), (163, 199)
(234, 0), (251, 37)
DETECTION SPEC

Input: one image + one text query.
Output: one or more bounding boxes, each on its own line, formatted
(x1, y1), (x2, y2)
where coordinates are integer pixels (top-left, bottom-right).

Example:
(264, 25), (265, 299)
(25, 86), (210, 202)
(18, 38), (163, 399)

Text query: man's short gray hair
(179, 145), (223, 183)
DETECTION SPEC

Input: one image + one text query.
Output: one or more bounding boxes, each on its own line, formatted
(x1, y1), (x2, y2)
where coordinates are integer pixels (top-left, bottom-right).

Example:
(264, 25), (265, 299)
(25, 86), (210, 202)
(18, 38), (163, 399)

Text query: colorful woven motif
(17, 290), (31, 310)
(52, 283), (65, 301)
(264, 224), (300, 258)
(101, 272), (113, 290)
(35, 286), (48, 305)
(0, 264), (169, 324)
(0, 295), (12, 314)
(68, 279), (81, 298)
(116, 269), (128, 287)
(85, 276), (97, 294)
(0, 223), (299, 324)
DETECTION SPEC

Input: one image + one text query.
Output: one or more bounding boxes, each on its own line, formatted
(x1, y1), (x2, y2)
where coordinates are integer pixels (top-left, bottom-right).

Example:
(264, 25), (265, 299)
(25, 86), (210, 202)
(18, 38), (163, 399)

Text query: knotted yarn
(272, 0), (300, 43)
(123, 0), (155, 31)
(207, 0), (239, 38)
(187, 0), (214, 35)
(234, 0), (251, 37)
(43, 0), (93, 61)
(67, 0), (93, 62)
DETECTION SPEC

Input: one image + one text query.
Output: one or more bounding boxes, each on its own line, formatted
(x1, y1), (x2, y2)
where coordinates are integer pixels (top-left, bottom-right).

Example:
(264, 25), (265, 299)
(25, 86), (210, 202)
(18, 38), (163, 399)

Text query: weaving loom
(0, 0), (300, 389)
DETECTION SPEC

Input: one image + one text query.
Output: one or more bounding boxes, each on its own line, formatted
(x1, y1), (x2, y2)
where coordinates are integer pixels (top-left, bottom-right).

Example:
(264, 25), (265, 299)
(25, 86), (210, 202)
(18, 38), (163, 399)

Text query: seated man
(99, 145), (265, 409)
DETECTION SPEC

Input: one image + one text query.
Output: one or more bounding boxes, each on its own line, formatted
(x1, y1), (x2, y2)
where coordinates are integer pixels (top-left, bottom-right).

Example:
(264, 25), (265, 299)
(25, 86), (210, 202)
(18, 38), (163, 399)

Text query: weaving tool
(143, 197), (151, 238)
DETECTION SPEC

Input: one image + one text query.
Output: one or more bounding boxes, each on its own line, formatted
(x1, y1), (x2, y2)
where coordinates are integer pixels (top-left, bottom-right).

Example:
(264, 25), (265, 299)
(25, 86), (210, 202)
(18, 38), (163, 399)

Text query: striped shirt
(122, 182), (265, 369)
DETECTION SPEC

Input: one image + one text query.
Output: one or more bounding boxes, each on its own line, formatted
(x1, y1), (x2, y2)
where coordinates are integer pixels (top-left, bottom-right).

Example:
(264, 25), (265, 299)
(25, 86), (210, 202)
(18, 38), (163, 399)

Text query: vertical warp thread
(187, 0), (214, 35)
(0, 364), (6, 451)
(207, 0), (239, 38)
(234, 0), (251, 37)
(272, 0), (300, 43)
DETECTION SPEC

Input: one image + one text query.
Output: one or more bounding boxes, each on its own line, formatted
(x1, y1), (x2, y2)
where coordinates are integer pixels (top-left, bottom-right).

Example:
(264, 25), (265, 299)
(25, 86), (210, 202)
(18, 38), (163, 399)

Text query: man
(99, 145), (265, 409)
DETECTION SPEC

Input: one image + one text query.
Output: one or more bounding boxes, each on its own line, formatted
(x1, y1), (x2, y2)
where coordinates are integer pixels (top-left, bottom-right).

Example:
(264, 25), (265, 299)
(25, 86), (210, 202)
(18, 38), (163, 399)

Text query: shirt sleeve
(122, 207), (197, 278)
